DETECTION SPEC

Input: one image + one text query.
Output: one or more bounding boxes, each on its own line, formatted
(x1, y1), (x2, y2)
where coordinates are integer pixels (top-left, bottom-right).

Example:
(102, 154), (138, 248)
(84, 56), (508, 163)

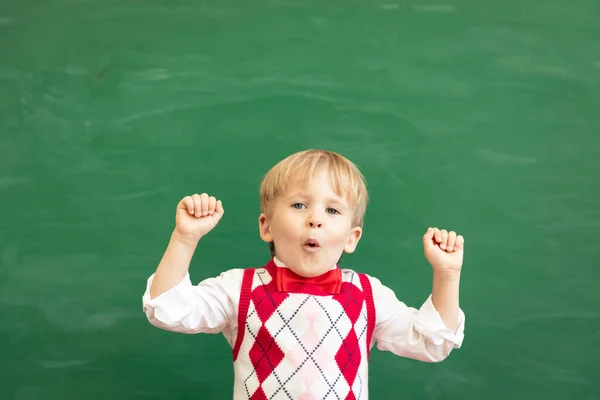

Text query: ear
(344, 226), (363, 253)
(258, 213), (273, 243)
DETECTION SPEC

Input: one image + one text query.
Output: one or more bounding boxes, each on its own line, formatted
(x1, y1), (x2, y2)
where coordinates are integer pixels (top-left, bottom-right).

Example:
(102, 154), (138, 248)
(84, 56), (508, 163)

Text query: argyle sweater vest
(231, 261), (376, 399)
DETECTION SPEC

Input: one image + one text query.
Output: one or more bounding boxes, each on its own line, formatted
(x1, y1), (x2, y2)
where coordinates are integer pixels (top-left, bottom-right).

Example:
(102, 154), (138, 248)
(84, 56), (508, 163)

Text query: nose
(307, 211), (323, 228)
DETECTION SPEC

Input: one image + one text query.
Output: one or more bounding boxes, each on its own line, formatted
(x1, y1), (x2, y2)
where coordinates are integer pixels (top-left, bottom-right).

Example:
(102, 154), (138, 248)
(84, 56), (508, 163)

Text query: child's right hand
(174, 193), (224, 242)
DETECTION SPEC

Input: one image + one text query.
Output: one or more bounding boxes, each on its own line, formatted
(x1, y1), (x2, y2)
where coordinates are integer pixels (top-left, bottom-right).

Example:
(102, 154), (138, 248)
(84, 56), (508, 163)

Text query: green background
(1, 0), (598, 398)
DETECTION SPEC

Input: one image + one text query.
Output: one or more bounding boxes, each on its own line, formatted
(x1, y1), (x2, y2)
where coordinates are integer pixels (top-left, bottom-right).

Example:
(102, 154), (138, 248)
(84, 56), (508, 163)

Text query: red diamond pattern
(249, 387), (268, 400)
(335, 283), (363, 324)
(248, 325), (285, 383)
(345, 392), (357, 400)
(254, 285), (288, 323)
(335, 329), (360, 387)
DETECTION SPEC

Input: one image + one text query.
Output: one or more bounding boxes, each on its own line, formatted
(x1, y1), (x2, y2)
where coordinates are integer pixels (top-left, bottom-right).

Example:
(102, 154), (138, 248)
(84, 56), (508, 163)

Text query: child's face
(259, 169), (362, 277)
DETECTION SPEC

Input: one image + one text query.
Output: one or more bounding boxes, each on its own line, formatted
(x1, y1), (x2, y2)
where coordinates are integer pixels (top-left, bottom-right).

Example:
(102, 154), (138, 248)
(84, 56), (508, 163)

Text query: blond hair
(260, 149), (369, 227)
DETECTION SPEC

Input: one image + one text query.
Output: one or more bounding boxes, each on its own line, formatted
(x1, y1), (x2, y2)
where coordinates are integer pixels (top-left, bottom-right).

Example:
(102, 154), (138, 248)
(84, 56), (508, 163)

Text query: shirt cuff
(414, 295), (465, 348)
(142, 272), (197, 327)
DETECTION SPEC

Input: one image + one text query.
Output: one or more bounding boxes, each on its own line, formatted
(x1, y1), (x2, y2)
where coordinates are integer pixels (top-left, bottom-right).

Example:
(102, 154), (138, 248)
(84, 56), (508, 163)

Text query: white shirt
(142, 258), (465, 363)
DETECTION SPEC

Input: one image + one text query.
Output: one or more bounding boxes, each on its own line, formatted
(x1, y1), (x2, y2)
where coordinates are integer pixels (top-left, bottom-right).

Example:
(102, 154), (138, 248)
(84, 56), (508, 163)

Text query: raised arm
(370, 227), (466, 362)
(142, 194), (241, 338)
(423, 227), (464, 332)
(150, 193), (224, 298)
(370, 277), (465, 363)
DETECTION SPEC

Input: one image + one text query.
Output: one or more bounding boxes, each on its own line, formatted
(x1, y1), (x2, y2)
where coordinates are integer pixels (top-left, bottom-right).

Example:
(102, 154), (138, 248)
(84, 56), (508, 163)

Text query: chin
(277, 250), (337, 277)
(294, 261), (332, 277)
(297, 268), (326, 278)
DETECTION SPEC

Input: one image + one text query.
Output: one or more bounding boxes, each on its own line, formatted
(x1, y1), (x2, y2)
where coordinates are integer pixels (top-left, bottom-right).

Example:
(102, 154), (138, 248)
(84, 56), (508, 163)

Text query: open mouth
(304, 239), (320, 249)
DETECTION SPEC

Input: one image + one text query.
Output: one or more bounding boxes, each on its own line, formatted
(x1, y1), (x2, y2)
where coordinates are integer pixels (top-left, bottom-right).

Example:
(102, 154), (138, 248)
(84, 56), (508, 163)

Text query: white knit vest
(231, 260), (375, 400)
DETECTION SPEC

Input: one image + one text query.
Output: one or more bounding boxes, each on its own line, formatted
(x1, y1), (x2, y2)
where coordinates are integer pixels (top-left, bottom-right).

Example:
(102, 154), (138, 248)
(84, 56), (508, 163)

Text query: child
(143, 149), (465, 399)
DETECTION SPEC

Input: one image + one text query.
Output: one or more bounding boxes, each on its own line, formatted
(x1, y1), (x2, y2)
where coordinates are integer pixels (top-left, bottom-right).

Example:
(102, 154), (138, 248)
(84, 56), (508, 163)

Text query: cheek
(326, 225), (352, 246)
(272, 212), (300, 240)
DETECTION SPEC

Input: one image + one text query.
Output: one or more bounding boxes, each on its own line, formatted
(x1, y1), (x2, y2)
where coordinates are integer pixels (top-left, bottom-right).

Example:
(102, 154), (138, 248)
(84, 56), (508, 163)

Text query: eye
(326, 207), (340, 215)
(292, 203), (306, 209)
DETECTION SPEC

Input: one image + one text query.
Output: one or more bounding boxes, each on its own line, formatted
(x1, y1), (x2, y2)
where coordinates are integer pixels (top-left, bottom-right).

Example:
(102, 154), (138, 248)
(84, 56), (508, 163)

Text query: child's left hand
(422, 227), (464, 275)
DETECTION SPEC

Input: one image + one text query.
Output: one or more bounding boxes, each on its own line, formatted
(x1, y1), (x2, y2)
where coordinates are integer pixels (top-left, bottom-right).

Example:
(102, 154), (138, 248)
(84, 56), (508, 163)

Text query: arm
(142, 265), (243, 338)
(371, 227), (466, 362)
(150, 229), (199, 299)
(425, 227), (465, 333)
(370, 276), (465, 363)
(149, 193), (224, 298)
(142, 193), (239, 337)
(431, 271), (460, 332)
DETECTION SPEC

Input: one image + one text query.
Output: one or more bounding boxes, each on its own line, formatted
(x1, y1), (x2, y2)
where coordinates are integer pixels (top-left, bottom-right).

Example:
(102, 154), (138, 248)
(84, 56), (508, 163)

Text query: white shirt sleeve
(368, 275), (465, 363)
(141, 268), (244, 347)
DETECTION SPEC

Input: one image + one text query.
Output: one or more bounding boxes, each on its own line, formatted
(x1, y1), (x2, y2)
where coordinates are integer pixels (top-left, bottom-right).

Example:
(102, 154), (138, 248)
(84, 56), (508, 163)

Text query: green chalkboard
(1, 0), (599, 398)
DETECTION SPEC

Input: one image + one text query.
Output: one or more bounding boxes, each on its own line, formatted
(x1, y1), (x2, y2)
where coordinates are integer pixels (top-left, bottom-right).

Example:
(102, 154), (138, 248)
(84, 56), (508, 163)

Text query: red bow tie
(275, 266), (342, 295)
